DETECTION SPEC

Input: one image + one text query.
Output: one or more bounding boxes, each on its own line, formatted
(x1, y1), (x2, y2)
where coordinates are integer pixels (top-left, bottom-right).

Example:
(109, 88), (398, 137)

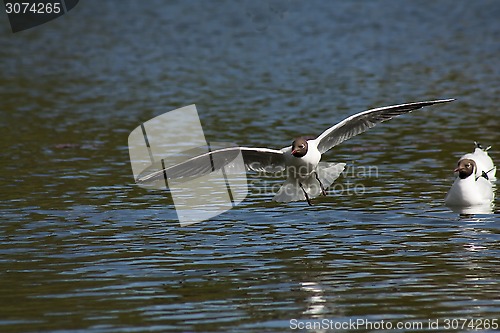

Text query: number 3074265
(5, 2), (62, 14)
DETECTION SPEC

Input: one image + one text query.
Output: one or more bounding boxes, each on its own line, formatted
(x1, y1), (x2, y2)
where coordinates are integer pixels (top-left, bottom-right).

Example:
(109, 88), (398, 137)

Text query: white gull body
(445, 143), (496, 211)
(274, 139), (345, 203)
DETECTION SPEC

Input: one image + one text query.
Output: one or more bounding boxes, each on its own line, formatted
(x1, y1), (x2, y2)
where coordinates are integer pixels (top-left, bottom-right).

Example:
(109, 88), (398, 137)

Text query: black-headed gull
(445, 142), (496, 210)
(138, 99), (454, 205)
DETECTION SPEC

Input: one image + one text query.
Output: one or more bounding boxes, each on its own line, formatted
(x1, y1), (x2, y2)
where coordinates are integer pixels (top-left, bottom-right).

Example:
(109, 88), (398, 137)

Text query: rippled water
(1, 1), (499, 332)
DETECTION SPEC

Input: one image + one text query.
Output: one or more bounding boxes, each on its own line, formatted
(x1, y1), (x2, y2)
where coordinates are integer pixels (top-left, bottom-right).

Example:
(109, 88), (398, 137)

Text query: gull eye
(466, 163), (471, 169)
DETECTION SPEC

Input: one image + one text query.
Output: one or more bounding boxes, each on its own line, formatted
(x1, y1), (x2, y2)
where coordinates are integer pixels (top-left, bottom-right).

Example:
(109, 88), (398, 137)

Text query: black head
(291, 137), (308, 157)
(454, 158), (475, 179)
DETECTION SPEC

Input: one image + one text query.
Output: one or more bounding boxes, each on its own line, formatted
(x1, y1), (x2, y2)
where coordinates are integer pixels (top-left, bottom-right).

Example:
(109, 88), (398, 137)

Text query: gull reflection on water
(448, 203), (494, 216)
(301, 282), (327, 317)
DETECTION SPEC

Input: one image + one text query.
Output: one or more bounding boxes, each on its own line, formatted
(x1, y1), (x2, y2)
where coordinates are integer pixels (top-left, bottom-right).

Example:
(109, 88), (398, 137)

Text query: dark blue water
(1, 1), (499, 332)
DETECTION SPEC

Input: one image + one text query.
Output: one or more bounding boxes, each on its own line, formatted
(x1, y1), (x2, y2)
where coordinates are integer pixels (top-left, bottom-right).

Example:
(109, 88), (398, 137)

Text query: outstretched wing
(315, 99), (454, 154)
(136, 147), (285, 184)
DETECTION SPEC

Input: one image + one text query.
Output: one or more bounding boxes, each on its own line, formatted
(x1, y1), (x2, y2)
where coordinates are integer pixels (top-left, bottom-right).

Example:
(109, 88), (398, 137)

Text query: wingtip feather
(429, 98), (455, 104)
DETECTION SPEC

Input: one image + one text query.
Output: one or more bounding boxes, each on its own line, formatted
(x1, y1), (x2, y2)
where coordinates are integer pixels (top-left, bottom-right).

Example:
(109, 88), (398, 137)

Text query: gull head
(454, 158), (475, 179)
(291, 137), (308, 158)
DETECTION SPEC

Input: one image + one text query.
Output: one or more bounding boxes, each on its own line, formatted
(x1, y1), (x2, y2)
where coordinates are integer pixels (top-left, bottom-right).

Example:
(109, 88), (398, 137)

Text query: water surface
(1, 1), (499, 332)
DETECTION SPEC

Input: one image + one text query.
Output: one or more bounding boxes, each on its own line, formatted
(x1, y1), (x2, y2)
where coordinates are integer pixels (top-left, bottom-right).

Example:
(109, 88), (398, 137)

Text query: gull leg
(314, 171), (327, 196)
(299, 182), (312, 206)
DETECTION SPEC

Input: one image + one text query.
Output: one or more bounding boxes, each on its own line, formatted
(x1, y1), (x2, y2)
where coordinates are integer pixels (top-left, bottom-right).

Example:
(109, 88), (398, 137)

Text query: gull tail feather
(316, 162), (346, 190)
(273, 162), (346, 203)
(273, 178), (307, 203)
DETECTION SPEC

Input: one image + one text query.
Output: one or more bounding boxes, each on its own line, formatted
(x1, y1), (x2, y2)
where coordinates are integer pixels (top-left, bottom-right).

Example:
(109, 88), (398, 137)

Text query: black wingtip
(404, 98), (455, 110)
(474, 141), (492, 151)
(429, 98), (455, 104)
(412, 98), (455, 110)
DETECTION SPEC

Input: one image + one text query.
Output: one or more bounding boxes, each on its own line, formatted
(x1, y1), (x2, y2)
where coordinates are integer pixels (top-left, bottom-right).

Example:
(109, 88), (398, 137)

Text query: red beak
(453, 167), (461, 173)
(291, 149), (297, 155)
